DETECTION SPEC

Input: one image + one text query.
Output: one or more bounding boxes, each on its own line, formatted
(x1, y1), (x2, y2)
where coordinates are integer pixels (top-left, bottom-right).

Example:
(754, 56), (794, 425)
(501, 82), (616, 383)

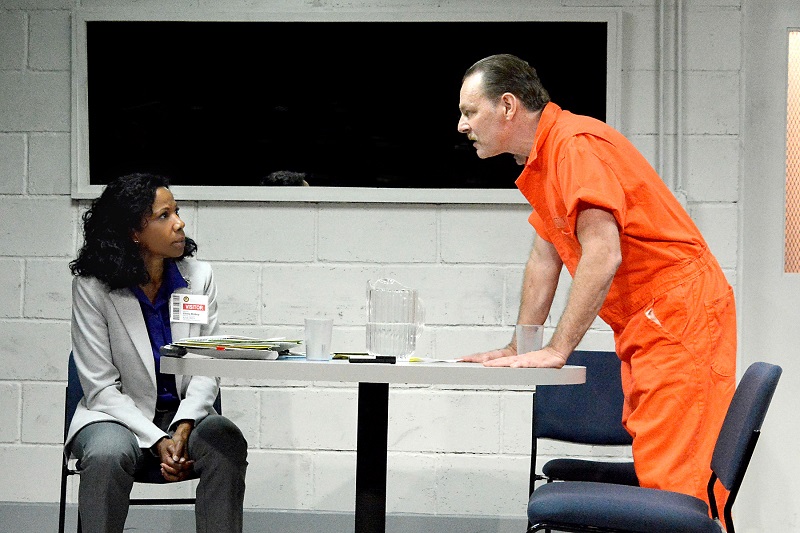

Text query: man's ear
(500, 92), (517, 120)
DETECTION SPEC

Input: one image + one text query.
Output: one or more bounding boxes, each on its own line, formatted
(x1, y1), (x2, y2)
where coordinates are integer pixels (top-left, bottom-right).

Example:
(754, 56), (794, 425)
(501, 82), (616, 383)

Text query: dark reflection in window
(87, 21), (607, 188)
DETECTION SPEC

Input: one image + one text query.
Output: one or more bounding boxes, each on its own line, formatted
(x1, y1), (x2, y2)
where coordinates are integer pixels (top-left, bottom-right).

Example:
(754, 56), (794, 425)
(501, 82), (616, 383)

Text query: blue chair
(530, 350), (637, 493)
(57, 352), (221, 533)
(527, 361), (782, 533)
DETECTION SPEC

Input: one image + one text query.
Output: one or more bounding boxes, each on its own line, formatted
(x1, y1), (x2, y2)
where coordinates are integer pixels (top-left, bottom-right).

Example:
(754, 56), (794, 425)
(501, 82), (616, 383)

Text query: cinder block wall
(0, 0), (741, 520)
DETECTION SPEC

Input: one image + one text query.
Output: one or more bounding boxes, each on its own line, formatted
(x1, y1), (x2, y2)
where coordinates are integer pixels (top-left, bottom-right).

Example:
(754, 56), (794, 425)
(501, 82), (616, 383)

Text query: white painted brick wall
(0, 259), (23, 317)
(0, 11), (25, 70)
(0, 383), (20, 442)
(261, 263), (383, 326)
(0, 134), (25, 194)
(439, 205), (534, 264)
(244, 450), (315, 509)
(388, 389), (502, 453)
(684, 6), (742, 72)
(0, 197), (75, 256)
(0, 0), (745, 522)
(220, 386), (261, 447)
(29, 133), (71, 195)
(690, 203), (739, 268)
(260, 387), (359, 449)
(318, 206), (438, 263)
(434, 454), (530, 515)
(0, 445), (63, 502)
(384, 265), (506, 325)
(0, 71), (70, 131)
(28, 10), (71, 71)
(685, 135), (740, 202)
(624, 68), (685, 139)
(212, 262), (261, 324)
(0, 320), (71, 380)
(1, 0), (73, 8)
(24, 258), (73, 319)
(385, 453), (437, 513)
(199, 203), (316, 262)
(307, 450), (359, 511)
(499, 391), (533, 454)
(21, 382), (63, 443)
(686, 72), (741, 134)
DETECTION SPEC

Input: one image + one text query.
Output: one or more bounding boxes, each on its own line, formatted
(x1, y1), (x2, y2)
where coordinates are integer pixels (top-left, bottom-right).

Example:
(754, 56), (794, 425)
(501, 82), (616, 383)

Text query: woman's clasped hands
(153, 420), (195, 482)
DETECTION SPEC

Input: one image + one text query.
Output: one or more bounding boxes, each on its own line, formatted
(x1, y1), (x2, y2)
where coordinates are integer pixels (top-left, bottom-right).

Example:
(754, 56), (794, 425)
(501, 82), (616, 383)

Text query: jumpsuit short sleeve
(557, 135), (628, 230)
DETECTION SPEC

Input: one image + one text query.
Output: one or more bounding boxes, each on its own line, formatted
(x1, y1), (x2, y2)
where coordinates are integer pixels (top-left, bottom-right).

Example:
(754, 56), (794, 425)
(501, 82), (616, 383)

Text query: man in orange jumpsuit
(458, 54), (737, 513)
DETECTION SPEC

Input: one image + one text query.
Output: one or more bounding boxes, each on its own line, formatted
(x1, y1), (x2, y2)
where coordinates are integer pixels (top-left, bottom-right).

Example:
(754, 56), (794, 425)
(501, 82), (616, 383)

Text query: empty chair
(530, 349), (637, 495)
(527, 361), (782, 533)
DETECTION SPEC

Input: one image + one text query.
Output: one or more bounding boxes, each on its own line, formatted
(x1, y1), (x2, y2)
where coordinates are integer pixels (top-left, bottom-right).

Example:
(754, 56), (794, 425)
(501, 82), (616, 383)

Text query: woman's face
(132, 187), (186, 262)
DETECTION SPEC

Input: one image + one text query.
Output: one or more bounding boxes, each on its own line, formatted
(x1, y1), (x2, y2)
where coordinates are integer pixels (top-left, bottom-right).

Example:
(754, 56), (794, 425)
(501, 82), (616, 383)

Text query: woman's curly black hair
(69, 173), (197, 289)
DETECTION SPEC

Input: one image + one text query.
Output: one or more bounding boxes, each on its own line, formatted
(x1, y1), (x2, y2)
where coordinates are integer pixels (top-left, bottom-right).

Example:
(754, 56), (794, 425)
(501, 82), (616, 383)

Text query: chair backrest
(712, 362), (782, 492)
(65, 352), (85, 441)
(534, 350), (631, 445)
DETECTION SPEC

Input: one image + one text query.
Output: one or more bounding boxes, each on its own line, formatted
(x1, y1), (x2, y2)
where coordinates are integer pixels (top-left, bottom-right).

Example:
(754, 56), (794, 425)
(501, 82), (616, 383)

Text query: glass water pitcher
(366, 279), (424, 359)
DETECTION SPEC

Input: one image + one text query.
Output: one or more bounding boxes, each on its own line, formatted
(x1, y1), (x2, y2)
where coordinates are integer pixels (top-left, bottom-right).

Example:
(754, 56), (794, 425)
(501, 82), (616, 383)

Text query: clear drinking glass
(515, 324), (544, 354)
(305, 318), (334, 360)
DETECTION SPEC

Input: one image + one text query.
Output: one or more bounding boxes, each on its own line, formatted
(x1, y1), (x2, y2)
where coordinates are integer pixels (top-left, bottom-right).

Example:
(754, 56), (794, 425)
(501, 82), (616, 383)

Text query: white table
(161, 355), (585, 533)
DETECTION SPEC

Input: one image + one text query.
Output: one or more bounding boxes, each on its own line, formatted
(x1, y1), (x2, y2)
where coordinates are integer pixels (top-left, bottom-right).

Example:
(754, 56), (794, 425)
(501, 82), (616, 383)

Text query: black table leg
(355, 382), (389, 533)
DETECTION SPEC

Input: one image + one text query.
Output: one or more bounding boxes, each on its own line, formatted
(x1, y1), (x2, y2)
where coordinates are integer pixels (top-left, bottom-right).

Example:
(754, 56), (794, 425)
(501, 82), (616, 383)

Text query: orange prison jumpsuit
(516, 102), (737, 515)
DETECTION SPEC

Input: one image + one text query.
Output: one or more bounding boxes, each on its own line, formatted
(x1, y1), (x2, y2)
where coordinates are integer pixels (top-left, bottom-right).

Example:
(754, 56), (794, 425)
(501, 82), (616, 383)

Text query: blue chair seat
(528, 481), (720, 533)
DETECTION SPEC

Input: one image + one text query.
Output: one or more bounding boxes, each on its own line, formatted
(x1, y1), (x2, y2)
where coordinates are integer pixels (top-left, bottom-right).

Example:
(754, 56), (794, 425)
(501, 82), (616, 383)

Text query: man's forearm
(515, 236), (562, 345)
(547, 254), (616, 355)
(548, 208), (621, 356)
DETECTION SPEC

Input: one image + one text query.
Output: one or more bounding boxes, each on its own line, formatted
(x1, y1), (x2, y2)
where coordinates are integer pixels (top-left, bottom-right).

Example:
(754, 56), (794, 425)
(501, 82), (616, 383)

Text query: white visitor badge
(170, 293), (209, 324)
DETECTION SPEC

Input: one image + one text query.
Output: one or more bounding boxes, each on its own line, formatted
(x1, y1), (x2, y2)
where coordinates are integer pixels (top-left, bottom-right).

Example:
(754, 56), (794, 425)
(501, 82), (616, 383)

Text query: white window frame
(71, 8), (621, 203)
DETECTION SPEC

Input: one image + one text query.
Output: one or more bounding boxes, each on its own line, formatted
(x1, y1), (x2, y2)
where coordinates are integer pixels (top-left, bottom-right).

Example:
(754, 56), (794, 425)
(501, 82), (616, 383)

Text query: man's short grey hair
(463, 54), (550, 112)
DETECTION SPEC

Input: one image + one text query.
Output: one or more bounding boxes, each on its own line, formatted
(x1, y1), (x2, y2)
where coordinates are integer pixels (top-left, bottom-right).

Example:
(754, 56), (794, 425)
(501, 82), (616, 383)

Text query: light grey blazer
(66, 258), (220, 452)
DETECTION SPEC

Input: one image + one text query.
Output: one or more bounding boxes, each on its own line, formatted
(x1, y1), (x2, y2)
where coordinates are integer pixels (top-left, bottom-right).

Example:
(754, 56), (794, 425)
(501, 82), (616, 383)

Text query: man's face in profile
(457, 73), (508, 160)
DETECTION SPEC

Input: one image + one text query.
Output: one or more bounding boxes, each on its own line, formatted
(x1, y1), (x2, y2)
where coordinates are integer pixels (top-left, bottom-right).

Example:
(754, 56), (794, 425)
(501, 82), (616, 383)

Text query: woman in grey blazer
(66, 173), (247, 533)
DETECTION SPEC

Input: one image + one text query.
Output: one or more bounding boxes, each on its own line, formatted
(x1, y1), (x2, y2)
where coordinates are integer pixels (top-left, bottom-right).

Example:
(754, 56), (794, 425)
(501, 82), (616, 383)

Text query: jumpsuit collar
(515, 102), (562, 192)
(525, 101), (561, 166)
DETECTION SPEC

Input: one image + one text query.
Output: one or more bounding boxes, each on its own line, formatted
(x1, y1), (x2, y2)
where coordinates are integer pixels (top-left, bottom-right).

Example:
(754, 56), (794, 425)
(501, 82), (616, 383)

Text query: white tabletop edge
(161, 354), (586, 387)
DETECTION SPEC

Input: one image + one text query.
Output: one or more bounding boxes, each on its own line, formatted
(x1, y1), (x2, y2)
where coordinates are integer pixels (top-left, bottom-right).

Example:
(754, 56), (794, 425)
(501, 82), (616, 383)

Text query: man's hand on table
(462, 345), (568, 368)
(460, 345), (517, 364)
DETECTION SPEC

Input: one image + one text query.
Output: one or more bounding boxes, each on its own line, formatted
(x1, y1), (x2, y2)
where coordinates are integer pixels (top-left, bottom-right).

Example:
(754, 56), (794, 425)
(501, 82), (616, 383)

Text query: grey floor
(0, 502), (529, 533)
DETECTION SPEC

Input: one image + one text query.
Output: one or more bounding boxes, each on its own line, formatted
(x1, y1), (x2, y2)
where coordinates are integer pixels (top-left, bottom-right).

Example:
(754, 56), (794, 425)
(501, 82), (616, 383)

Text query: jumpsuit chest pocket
(545, 214), (582, 265)
(552, 216), (573, 236)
